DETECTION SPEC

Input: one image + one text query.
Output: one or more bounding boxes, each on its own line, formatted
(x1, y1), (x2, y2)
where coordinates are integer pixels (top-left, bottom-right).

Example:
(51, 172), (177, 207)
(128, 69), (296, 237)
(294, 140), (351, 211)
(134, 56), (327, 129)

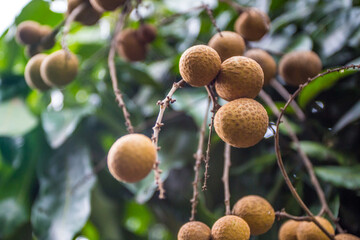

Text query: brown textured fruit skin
(335, 234), (360, 240)
(25, 54), (51, 91)
(233, 195), (275, 235)
(234, 8), (270, 41)
(211, 215), (250, 240)
(67, 0), (102, 26)
(279, 220), (301, 240)
(89, 0), (125, 12)
(177, 221), (211, 240)
(214, 98), (268, 148)
(215, 56), (264, 101)
(179, 45), (221, 87)
(116, 29), (147, 62)
(16, 21), (43, 45)
(296, 217), (335, 240)
(136, 24), (157, 44)
(39, 25), (56, 50)
(245, 49), (276, 85)
(208, 31), (245, 62)
(107, 134), (156, 183)
(279, 50), (322, 86)
(40, 50), (78, 87)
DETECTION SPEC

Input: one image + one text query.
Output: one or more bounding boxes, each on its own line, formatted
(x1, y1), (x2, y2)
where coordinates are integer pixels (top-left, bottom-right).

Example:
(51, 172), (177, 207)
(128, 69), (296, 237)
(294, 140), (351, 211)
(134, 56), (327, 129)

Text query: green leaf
(230, 153), (277, 176)
(333, 100), (360, 133)
(124, 201), (154, 236)
(315, 165), (360, 190)
(286, 34), (313, 51)
(0, 98), (38, 137)
(0, 198), (27, 237)
(31, 140), (95, 240)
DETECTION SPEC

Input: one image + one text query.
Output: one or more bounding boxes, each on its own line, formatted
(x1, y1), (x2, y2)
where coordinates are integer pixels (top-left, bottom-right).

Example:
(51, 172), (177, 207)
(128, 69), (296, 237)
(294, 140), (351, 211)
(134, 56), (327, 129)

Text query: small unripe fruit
(116, 29), (147, 62)
(40, 50), (78, 87)
(24, 54), (51, 91)
(177, 221), (211, 240)
(107, 134), (156, 183)
(279, 220), (301, 240)
(279, 50), (322, 86)
(234, 8), (270, 41)
(233, 195), (275, 235)
(296, 217), (335, 240)
(335, 234), (360, 240)
(214, 98), (268, 148)
(245, 49), (276, 85)
(16, 21), (43, 45)
(136, 24), (157, 44)
(179, 45), (221, 87)
(89, 0), (125, 12)
(208, 31), (245, 62)
(211, 215), (250, 240)
(67, 0), (102, 26)
(215, 56), (264, 101)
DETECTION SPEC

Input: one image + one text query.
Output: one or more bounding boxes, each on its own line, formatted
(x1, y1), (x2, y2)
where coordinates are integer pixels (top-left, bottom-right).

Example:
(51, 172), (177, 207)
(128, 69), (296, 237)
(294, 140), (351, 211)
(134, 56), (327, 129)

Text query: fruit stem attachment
(151, 80), (185, 199)
(108, 3), (135, 134)
(222, 143), (231, 215)
(219, 0), (248, 14)
(190, 98), (211, 221)
(202, 4), (223, 36)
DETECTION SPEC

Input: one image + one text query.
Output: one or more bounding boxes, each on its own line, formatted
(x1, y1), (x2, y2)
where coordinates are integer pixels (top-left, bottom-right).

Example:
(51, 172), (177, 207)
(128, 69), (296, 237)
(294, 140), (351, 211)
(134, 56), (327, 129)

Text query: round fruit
(179, 45), (221, 87)
(234, 8), (270, 41)
(296, 217), (335, 240)
(136, 24), (157, 43)
(177, 221), (211, 240)
(24, 54), (51, 91)
(245, 49), (276, 85)
(335, 234), (360, 240)
(211, 215), (250, 240)
(116, 29), (147, 62)
(107, 134), (156, 183)
(215, 56), (264, 101)
(232, 195), (275, 235)
(208, 31), (245, 62)
(40, 49), (78, 87)
(89, 0), (125, 12)
(67, 0), (102, 26)
(16, 21), (43, 45)
(279, 220), (301, 240)
(39, 25), (55, 50)
(214, 98), (268, 148)
(279, 50), (322, 86)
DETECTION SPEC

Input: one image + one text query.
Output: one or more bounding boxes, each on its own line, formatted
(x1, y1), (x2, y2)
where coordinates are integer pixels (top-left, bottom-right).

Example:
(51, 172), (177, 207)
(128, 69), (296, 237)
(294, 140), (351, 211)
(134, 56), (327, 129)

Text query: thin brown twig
(219, 0), (247, 14)
(222, 143), (231, 215)
(190, 98), (211, 221)
(276, 209), (317, 222)
(151, 80), (186, 199)
(202, 4), (222, 36)
(108, 3), (135, 134)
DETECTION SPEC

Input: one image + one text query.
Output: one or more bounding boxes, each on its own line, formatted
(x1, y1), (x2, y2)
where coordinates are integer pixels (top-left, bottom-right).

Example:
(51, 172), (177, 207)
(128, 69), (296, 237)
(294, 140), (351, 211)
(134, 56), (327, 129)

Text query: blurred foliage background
(0, 0), (360, 239)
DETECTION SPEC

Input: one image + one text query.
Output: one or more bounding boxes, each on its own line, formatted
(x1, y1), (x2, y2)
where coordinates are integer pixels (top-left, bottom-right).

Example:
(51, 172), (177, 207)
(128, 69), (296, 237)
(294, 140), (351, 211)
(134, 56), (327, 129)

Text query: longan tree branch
(222, 143), (231, 215)
(269, 79), (306, 121)
(108, 4), (135, 134)
(190, 99), (211, 221)
(275, 209), (317, 222)
(152, 80), (186, 199)
(202, 4), (222, 36)
(218, 0), (247, 14)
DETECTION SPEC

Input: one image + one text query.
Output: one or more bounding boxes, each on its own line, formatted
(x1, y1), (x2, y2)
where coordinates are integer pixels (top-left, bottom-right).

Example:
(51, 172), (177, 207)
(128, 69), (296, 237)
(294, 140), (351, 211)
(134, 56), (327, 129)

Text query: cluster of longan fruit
(178, 195), (275, 240)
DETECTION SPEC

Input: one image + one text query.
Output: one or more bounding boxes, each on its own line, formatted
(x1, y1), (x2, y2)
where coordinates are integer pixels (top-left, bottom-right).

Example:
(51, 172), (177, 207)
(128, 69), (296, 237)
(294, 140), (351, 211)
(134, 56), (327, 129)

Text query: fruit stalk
(219, 0), (247, 14)
(222, 143), (231, 215)
(203, 4), (223, 36)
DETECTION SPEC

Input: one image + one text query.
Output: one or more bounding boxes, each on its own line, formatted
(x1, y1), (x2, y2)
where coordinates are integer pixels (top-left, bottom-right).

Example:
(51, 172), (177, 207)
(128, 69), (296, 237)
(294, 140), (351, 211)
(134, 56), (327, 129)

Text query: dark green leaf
(333, 100), (360, 133)
(315, 165), (360, 190)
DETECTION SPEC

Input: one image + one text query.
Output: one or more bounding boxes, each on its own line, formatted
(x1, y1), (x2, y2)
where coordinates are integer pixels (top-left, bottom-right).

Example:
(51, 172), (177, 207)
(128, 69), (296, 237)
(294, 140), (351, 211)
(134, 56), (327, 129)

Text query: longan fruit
(40, 49), (78, 87)
(177, 221), (211, 240)
(107, 134), (156, 183)
(136, 24), (157, 44)
(24, 54), (51, 91)
(279, 50), (322, 86)
(234, 8), (270, 41)
(67, 0), (102, 26)
(211, 215), (250, 240)
(233, 195), (275, 235)
(215, 56), (264, 101)
(244, 49), (276, 85)
(16, 21), (43, 45)
(89, 0), (125, 12)
(335, 233), (360, 240)
(214, 98), (269, 148)
(208, 31), (245, 62)
(279, 220), (301, 240)
(116, 29), (147, 62)
(296, 217), (335, 240)
(179, 45), (221, 87)
(39, 25), (55, 50)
